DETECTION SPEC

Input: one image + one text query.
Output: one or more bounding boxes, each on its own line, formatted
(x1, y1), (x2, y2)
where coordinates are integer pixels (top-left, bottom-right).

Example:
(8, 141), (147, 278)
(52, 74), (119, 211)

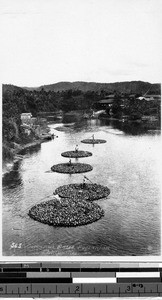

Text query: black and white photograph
(1, 0), (161, 256)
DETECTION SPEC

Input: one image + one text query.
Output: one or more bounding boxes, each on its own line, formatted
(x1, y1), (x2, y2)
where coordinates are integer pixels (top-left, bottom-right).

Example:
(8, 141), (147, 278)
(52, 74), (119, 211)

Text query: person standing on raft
(75, 145), (79, 153)
(82, 177), (86, 189)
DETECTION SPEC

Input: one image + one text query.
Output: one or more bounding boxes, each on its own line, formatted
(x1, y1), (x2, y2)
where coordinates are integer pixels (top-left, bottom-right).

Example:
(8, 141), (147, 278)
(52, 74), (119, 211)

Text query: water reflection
(62, 113), (83, 124)
(73, 117), (161, 136)
(3, 161), (22, 189)
(3, 144), (42, 189)
(111, 119), (161, 136)
(60, 114), (161, 136)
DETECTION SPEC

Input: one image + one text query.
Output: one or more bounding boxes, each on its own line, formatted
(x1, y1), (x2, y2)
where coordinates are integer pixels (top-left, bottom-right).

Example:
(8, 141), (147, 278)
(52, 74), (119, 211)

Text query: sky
(0, 0), (162, 87)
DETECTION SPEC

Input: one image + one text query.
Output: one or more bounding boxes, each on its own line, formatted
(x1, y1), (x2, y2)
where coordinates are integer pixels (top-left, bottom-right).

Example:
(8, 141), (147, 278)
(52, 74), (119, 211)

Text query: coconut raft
(55, 183), (110, 201)
(28, 198), (104, 227)
(61, 150), (92, 158)
(81, 139), (106, 144)
(51, 163), (93, 174)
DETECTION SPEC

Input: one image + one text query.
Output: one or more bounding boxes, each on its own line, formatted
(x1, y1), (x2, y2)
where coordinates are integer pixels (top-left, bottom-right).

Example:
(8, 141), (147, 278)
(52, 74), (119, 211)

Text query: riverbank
(2, 137), (51, 176)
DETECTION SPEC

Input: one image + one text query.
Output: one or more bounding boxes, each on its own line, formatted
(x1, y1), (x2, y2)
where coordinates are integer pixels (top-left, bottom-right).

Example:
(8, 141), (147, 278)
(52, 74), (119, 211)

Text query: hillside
(3, 84), (24, 93)
(3, 81), (161, 95)
(35, 81), (161, 94)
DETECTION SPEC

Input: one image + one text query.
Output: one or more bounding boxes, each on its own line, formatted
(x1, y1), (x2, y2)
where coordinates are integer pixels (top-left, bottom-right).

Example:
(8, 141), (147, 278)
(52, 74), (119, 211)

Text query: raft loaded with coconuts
(81, 139), (106, 144)
(28, 198), (104, 227)
(51, 162), (93, 174)
(61, 150), (92, 158)
(55, 183), (110, 201)
(81, 134), (106, 144)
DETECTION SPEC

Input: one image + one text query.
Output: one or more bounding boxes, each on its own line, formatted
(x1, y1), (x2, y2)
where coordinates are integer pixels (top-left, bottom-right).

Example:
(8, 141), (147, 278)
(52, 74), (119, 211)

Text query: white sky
(0, 0), (162, 87)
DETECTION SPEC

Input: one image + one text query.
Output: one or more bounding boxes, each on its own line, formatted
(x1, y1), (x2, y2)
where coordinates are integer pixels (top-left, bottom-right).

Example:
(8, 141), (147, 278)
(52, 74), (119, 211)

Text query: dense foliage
(2, 86), (100, 160)
(107, 95), (160, 120)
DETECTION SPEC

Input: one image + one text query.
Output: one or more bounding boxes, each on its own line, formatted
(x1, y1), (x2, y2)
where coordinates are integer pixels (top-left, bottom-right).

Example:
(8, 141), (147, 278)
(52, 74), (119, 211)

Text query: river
(2, 118), (161, 256)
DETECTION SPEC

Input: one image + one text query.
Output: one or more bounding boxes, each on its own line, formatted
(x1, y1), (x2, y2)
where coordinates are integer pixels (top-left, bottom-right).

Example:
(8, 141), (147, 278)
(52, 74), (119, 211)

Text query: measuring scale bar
(1, 282), (162, 297)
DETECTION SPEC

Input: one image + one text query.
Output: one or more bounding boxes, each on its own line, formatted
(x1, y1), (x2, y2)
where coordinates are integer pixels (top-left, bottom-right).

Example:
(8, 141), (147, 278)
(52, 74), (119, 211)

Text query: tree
(111, 94), (122, 117)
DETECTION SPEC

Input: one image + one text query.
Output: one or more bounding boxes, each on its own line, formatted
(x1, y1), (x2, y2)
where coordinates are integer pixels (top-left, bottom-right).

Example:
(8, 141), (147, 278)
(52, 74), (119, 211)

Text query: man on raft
(82, 177), (86, 188)
(68, 159), (72, 166)
(75, 145), (79, 153)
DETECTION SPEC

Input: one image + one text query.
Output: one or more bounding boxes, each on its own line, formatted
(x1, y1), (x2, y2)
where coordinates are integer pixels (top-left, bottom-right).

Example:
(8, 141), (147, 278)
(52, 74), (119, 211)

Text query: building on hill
(20, 113), (49, 137)
(129, 94), (136, 100)
(31, 117), (37, 125)
(21, 113), (32, 125)
(104, 94), (115, 99)
(93, 98), (114, 110)
(144, 95), (161, 101)
(137, 95), (161, 101)
(20, 123), (31, 136)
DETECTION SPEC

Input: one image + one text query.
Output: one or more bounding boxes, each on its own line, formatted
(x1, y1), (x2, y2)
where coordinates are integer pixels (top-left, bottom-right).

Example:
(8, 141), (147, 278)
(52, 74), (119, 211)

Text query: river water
(2, 118), (161, 256)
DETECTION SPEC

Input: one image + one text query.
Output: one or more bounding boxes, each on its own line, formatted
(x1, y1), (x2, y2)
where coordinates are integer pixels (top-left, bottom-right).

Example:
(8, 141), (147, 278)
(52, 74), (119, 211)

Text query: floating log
(61, 150), (92, 158)
(81, 139), (106, 144)
(28, 198), (104, 227)
(51, 163), (93, 174)
(55, 183), (110, 201)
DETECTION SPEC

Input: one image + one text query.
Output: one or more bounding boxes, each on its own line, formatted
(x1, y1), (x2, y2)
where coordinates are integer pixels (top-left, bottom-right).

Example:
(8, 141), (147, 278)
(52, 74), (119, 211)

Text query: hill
(2, 84), (24, 93)
(3, 80), (161, 95)
(35, 80), (160, 94)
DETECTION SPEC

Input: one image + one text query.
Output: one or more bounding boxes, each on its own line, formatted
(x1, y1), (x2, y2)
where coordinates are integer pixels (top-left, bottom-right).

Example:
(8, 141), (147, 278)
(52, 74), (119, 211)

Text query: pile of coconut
(81, 139), (106, 144)
(55, 183), (110, 201)
(51, 163), (93, 174)
(61, 150), (92, 158)
(28, 198), (104, 227)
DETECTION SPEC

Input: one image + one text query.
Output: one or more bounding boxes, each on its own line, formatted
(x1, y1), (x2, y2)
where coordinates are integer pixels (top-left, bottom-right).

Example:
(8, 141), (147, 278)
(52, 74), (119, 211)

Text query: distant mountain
(32, 81), (161, 94)
(3, 81), (161, 95)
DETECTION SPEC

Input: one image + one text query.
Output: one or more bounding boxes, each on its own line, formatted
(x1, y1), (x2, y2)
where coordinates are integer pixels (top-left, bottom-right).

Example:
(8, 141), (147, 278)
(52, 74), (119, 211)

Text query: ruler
(0, 262), (162, 297)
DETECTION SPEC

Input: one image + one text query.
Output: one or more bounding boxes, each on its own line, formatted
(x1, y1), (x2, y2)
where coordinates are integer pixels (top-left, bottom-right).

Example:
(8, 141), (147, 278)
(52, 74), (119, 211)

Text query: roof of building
(144, 94), (161, 97)
(21, 113), (32, 117)
(144, 97), (154, 101)
(138, 97), (145, 100)
(145, 95), (161, 100)
(98, 99), (114, 104)
(138, 96), (160, 101)
(105, 94), (115, 98)
(20, 124), (31, 129)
